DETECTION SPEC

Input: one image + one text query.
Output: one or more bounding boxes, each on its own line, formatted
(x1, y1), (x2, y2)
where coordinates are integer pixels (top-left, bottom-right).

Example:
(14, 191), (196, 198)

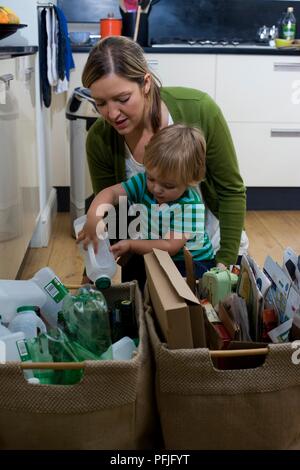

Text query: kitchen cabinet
(145, 53), (217, 98)
(54, 51), (300, 189)
(0, 54), (39, 279)
(216, 54), (300, 186)
(228, 123), (300, 186)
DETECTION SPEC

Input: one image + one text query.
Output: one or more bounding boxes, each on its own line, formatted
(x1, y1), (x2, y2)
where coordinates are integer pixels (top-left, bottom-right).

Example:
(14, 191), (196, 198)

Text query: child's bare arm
(111, 232), (188, 258)
(77, 184), (126, 252)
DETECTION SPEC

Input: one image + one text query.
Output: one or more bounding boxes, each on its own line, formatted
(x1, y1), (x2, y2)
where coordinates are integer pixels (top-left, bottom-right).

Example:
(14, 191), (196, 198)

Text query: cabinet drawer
(229, 122), (300, 187)
(146, 53), (216, 98)
(216, 55), (300, 123)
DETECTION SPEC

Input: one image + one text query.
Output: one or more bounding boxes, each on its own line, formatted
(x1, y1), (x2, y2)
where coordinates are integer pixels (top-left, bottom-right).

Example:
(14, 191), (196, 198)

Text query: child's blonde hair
(144, 124), (206, 186)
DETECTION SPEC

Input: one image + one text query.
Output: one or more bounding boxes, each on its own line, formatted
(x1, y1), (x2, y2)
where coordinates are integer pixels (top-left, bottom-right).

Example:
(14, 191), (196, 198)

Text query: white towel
(46, 8), (55, 86)
(55, 76), (68, 94)
(51, 7), (58, 85)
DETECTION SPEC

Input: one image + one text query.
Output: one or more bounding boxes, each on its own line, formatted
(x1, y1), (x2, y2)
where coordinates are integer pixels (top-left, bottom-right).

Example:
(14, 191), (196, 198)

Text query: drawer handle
(271, 129), (300, 137)
(25, 66), (34, 79)
(273, 62), (300, 71)
(0, 73), (14, 89)
(146, 59), (159, 66)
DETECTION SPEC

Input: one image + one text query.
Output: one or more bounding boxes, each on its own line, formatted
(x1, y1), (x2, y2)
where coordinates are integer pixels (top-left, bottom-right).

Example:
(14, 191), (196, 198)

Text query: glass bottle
(281, 7), (296, 40)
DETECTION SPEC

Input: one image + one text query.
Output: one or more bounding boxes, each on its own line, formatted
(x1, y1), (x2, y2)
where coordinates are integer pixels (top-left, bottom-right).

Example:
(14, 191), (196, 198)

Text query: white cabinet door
(15, 55), (39, 247)
(0, 55), (39, 279)
(0, 58), (23, 278)
(216, 54), (300, 123)
(216, 54), (300, 187)
(146, 53), (216, 98)
(229, 122), (300, 186)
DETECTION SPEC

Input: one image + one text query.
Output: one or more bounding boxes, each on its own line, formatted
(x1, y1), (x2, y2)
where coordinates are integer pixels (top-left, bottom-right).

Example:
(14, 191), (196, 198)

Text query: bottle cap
(95, 276), (111, 289)
(120, 300), (133, 313)
(27, 377), (40, 385)
(17, 306), (37, 313)
(287, 7), (294, 12)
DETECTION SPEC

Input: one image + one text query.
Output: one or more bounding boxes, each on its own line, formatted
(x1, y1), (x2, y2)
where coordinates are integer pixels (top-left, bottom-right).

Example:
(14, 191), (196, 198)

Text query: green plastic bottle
(61, 287), (112, 358)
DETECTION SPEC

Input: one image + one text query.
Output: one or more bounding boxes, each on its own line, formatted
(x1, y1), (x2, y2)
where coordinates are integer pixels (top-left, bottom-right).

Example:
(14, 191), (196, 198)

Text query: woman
(81, 36), (247, 282)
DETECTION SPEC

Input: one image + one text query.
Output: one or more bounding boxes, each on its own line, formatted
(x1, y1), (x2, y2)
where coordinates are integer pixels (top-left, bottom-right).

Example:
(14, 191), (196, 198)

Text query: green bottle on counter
(281, 7), (296, 40)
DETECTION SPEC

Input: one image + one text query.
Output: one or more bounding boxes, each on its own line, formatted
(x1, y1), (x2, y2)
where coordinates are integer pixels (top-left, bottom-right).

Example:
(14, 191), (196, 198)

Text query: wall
(149, 0), (300, 42)
(58, 0), (300, 42)
(0, 0), (39, 46)
(57, 0), (120, 22)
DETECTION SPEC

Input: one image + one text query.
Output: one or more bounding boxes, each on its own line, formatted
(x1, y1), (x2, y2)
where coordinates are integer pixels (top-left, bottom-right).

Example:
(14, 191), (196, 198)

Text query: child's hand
(216, 262), (227, 270)
(110, 240), (131, 258)
(76, 216), (105, 254)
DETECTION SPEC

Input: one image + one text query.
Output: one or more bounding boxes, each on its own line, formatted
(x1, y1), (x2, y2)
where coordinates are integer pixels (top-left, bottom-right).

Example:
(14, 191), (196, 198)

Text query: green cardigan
(86, 87), (246, 266)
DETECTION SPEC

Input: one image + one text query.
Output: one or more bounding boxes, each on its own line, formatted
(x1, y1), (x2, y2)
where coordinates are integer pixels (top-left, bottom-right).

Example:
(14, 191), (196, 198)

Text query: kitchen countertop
(0, 46), (38, 59)
(72, 44), (300, 55)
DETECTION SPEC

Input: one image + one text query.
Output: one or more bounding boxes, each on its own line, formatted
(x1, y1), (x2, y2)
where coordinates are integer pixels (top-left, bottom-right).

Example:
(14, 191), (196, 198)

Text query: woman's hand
(110, 240), (132, 258)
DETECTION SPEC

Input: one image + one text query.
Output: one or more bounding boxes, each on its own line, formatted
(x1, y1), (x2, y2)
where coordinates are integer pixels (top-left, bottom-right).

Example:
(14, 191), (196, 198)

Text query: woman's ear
(143, 73), (151, 96)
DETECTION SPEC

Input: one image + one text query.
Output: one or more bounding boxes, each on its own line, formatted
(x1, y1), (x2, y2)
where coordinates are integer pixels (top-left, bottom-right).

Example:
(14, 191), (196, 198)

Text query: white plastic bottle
(0, 268), (68, 326)
(0, 317), (26, 362)
(101, 336), (137, 361)
(0, 280), (47, 324)
(281, 6), (297, 40)
(74, 215), (117, 289)
(32, 267), (69, 327)
(0, 316), (10, 337)
(9, 306), (47, 339)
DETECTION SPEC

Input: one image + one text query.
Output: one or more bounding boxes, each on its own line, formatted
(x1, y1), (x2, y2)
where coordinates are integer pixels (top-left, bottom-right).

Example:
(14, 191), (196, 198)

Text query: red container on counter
(100, 17), (122, 38)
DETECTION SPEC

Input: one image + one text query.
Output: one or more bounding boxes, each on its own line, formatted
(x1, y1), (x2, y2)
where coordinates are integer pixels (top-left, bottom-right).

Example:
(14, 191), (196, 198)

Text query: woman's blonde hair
(82, 36), (162, 132)
(144, 124), (206, 186)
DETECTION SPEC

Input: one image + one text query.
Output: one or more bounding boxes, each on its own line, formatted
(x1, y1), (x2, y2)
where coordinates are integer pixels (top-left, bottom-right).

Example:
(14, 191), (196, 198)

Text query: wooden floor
(18, 211), (300, 284)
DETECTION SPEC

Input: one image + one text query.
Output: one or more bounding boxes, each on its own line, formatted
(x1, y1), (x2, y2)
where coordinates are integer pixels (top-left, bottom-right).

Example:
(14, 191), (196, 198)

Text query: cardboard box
(144, 249), (206, 349)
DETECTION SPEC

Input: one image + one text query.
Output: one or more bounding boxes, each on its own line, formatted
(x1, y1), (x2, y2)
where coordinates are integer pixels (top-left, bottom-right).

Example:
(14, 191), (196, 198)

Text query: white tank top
(125, 113), (174, 179)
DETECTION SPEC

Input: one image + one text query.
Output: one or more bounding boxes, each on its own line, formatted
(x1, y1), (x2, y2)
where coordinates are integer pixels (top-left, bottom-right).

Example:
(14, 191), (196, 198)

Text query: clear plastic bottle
(281, 6), (296, 40)
(73, 215), (117, 289)
(61, 286), (112, 357)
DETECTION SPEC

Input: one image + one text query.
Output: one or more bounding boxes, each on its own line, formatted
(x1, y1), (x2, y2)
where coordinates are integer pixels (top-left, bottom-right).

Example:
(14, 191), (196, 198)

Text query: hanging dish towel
(39, 5), (75, 104)
(54, 5), (75, 93)
(39, 8), (51, 107)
